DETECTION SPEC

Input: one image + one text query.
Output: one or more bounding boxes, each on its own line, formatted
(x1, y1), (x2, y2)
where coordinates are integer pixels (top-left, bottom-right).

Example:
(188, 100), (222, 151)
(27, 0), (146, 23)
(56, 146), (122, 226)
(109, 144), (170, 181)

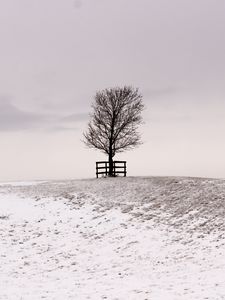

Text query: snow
(0, 181), (47, 187)
(0, 177), (225, 299)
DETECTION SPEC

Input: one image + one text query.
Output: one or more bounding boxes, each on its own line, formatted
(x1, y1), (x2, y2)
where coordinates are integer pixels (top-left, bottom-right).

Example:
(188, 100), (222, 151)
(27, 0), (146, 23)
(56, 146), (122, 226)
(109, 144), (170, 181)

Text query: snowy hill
(0, 177), (225, 299)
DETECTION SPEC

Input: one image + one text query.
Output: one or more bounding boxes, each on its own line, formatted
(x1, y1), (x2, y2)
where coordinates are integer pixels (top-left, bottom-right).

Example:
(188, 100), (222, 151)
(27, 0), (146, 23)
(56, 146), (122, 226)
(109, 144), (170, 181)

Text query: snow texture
(0, 177), (225, 299)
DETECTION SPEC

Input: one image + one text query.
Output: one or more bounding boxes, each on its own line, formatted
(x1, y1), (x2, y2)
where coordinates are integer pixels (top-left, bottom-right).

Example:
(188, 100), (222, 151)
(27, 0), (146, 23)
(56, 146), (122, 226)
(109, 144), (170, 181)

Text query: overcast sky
(0, 0), (225, 181)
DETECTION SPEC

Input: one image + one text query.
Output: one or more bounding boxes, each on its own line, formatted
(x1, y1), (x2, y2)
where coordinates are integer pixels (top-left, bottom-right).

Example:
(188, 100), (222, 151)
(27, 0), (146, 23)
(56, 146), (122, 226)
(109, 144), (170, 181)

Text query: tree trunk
(108, 153), (114, 176)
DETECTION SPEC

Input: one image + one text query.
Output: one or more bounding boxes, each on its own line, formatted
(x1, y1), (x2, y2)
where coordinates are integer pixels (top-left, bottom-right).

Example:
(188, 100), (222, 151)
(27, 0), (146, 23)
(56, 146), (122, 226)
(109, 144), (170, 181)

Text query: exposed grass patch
(0, 214), (9, 220)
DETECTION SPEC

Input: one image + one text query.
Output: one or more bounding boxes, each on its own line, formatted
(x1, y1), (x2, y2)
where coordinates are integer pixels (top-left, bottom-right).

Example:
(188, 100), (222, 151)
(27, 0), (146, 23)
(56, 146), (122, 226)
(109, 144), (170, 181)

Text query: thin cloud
(0, 96), (45, 131)
(143, 87), (179, 100)
(61, 113), (88, 122)
(0, 96), (88, 132)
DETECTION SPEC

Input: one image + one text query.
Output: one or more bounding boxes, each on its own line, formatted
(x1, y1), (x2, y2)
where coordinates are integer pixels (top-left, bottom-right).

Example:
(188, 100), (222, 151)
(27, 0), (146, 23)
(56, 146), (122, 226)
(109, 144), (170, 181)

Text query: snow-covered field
(0, 177), (225, 300)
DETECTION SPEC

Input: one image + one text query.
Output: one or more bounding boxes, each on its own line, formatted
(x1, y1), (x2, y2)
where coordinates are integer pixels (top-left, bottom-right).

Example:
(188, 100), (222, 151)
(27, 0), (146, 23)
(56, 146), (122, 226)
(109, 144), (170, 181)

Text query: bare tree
(83, 86), (144, 176)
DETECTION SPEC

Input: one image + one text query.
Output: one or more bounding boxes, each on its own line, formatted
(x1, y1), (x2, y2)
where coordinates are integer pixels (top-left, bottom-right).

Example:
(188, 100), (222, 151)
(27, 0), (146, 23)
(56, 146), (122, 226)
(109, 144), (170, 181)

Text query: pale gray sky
(0, 0), (225, 181)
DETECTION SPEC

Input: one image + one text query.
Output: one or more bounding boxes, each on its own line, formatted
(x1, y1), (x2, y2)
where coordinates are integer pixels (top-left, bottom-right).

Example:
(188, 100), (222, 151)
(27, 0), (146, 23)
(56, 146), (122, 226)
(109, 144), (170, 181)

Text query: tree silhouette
(83, 86), (144, 176)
